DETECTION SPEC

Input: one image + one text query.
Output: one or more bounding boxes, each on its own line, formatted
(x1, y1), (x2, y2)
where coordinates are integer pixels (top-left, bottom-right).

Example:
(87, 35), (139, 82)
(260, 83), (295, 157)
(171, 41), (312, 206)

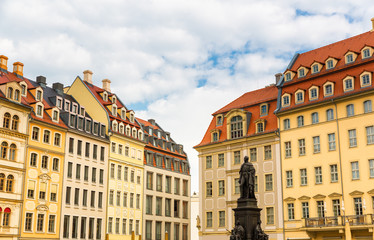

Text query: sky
(1, 0), (374, 193)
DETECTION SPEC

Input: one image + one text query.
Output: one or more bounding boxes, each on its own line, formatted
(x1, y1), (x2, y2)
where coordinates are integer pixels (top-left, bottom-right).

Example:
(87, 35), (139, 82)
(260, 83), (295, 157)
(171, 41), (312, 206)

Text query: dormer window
(362, 48), (372, 59)
(132, 128), (137, 138)
(126, 125), (130, 136)
(286, 72), (291, 81)
(295, 91), (304, 104)
(149, 128), (153, 136)
(343, 77), (354, 92)
(260, 104), (268, 116)
(327, 60), (333, 69)
(93, 122), (99, 135)
(65, 100), (70, 111)
(36, 104), (43, 117)
(346, 54), (353, 63)
(121, 109), (126, 120)
(112, 121), (118, 132)
(344, 51), (357, 64)
(14, 90), (20, 101)
(298, 68), (305, 78)
(130, 112), (134, 123)
(69, 114), (76, 127)
(138, 131), (143, 140)
(103, 92), (108, 102)
(77, 117), (84, 129)
(85, 119), (92, 132)
(212, 132), (219, 142)
(100, 125), (106, 137)
(324, 83), (334, 96)
(312, 64), (319, 73)
(20, 83), (27, 96)
(56, 98), (62, 109)
(216, 115), (223, 126)
(309, 87), (318, 100)
(256, 122), (264, 133)
(80, 107), (85, 116)
(112, 96), (116, 103)
(72, 104), (78, 114)
(360, 72), (372, 88)
(7, 87), (13, 99)
(119, 123), (124, 134)
(112, 105), (117, 116)
(282, 94), (290, 107)
(36, 90), (42, 101)
(52, 110), (59, 122)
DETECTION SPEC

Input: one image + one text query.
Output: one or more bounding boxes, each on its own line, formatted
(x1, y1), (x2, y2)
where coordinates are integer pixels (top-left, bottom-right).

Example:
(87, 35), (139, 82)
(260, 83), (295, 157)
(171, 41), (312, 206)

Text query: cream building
(138, 118), (191, 240)
(194, 84), (284, 240)
(191, 192), (199, 240)
(0, 55), (32, 240)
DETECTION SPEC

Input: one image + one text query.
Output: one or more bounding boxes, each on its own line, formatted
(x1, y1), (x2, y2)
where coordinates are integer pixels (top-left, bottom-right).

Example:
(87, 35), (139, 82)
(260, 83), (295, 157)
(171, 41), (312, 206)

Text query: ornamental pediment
(36, 204), (49, 211)
(349, 190), (364, 196)
(38, 173), (51, 183)
(313, 194), (326, 199)
(328, 192), (342, 198)
(298, 195), (311, 201)
(367, 189), (374, 195)
(284, 197), (296, 202)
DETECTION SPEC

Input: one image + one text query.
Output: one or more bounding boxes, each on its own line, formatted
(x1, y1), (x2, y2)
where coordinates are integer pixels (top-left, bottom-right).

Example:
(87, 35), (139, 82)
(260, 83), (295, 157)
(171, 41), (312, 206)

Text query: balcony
(304, 214), (373, 229)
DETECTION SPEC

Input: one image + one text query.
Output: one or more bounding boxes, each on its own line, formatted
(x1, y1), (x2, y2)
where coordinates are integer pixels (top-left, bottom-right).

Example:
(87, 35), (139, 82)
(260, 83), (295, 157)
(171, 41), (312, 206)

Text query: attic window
(343, 78), (354, 92)
(309, 87), (318, 100)
(285, 72), (291, 81)
(14, 90), (20, 101)
(295, 91), (304, 104)
(7, 87), (13, 99)
(72, 104), (78, 114)
(327, 60), (334, 69)
(298, 68), (305, 78)
(52, 110), (59, 122)
(103, 92), (108, 102)
(112, 96), (116, 103)
(346, 54), (354, 64)
(65, 101), (70, 111)
(36, 90), (42, 101)
(363, 48), (371, 59)
(260, 104), (268, 116)
(256, 122), (264, 133)
(56, 98), (62, 109)
(36, 104), (43, 117)
(112, 105), (117, 116)
(121, 109), (126, 120)
(130, 112), (134, 123)
(20, 83), (27, 96)
(212, 132), (219, 142)
(216, 115), (223, 126)
(80, 107), (85, 116)
(312, 64), (319, 74)
(282, 95), (290, 107)
(324, 84), (333, 96)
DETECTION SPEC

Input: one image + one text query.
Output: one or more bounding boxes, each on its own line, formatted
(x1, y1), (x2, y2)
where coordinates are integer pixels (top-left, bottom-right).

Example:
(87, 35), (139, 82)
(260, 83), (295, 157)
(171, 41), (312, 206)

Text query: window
(366, 126), (374, 144)
(27, 180), (35, 198)
(309, 88), (318, 100)
(298, 139), (305, 156)
(63, 215), (70, 238)
(52, 110), (59, 122)
(315, 167), (322, 184)
(37, 214), (44, 232)
(297, 116), (304, 127)
(344, 78), (354, 91)
(109, 190), (114, 205)
(212, 132), (218, 142)
(264, 145), (272, 160)
(283, 95), (290, 106)
(98, 192), (103, 208)
(9, 143), (16, 161)
(3, 113), (11, 129)
(230, 116), (243, 139)
(100, 146), (104, 161)
(50, 184), (57, 201)
(283, 119), (290, 130)
(234, 151), (241, 164)
(66, 187), (71, 204)
(165, 198), (171, 216)
(124, 167), (128, 181)
(328, 133), (336, 151)
(83, 190), (87, 206)
(346, 104), (354, 117)
(302, 202), (309, 218)
(364, 100), (372, 113)
(69, 138), (74, 154)
(311, 112), (319, 124)
(206, 182), (212, 197)
(174, 178), (180, 194)
(256, 122), (264, 133)
(266, 207), (274, 224)
(317, 201), (325, 218)
(74, 188), (80, 205)
(265, 174), (273, 191)
(165, 176), (171, 193)
(67, 162), (73, 178)
(361, 74), (371, 87)
(54, 133), (61, 146)
(146, 195), (152, 215)
(348, 129), (357, 147)
(285, 141), (291, 158)
(218, 153), (224, 167)
(48, 215), (56, 233)
(312, 64), (319, 73)
(285, 72), (291, 81)
(369, 159), (374, 178)
(116, 191), (121, 206)
(333, 199), (341, 217)
(84, 166), (89, 181)
(324, 84), (333, 96)
(117, 165), (122, 180)
(218, 211), (225, 227)
(326, 109), (334, 121)
(92, 167), (96, 183)
(38, 182), (46, 199)
(351, 161), (360, 180)
(77, 140), (82, 156)
(298, 68), (305, 78)
(25, 213), (33, 231)
(41, 156), (48, 169)
(300, 169), (307, 186)
(260, 104), (268, 116)
(346, 54), (354, 63)
(30, 153), (37, 167)
(250, 148), (257, 162)
(206, 212), (212, 227)
(156, 174), (162, 192)
(216, 115), (223, 125)
(32, 127), (39, 141)
(110, 164), (115, 179)
(286, 171), (293, 187)
(108, 217), (113, 234)
(1, 142), (8, 159)
(36, 90), (42, 101)
(146, 172), (153, 190)
(354, 197), (363, 215)
(90, 191), (95, 207)
(313, 136), (320, 153)
(11, 115), (19, 130)
(287, 203), (295, 220)
(218, 180), (225, 196)
(156, 197), (162, 216)
(363, 48), (371, 58)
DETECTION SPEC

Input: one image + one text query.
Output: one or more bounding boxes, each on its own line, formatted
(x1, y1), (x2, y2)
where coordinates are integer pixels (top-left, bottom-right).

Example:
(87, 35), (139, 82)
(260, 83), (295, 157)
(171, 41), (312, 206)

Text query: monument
(230, 156), (269, 240)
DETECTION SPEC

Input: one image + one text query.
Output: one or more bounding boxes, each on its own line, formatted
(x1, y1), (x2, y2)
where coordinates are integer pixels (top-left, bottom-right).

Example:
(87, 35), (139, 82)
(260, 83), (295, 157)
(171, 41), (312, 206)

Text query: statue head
(244, 156), (249, 163)
(236, 220), (241, 226)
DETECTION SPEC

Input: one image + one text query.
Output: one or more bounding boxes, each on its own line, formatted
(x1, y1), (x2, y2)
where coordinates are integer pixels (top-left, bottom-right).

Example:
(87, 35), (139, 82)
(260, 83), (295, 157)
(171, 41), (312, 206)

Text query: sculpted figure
(253, 220), (269, 240)
(239, 156), (256, 199)
(230, 221), (245, 240)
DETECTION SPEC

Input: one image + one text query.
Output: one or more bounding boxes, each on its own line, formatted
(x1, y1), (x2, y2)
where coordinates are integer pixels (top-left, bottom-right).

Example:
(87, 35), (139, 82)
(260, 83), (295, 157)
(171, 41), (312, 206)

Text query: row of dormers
(111, 120), (143, 140)
(281, 71), (373, 108)
(99, 90), (135, 123)
(285, 46), (373, 82)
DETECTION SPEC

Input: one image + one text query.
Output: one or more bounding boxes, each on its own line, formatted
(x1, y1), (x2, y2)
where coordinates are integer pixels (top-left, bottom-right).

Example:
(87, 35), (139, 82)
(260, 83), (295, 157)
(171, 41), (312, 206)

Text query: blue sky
(0, 0), (373, 193)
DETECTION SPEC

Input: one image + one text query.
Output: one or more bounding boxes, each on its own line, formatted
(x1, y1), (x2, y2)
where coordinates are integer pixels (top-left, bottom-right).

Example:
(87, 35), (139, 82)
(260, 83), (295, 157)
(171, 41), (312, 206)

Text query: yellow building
(0, 56), (32, 240)
(67, 71), (145, 240)
(195, 84), (284, 240)
(276, 22), (374, 240)
(17, 75), (67, 239)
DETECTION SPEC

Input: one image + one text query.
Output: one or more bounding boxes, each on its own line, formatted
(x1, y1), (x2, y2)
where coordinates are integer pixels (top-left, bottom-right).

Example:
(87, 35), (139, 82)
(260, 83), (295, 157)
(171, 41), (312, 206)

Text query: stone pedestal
(232, 198), (262, 240)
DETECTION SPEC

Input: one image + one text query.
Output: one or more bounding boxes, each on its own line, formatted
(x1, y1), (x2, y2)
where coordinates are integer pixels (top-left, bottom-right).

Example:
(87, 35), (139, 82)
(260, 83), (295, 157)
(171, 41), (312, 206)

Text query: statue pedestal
(233, 198), (262, 240)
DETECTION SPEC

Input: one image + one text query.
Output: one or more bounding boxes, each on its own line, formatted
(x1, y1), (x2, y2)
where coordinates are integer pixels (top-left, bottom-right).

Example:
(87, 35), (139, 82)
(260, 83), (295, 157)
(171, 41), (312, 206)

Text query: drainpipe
(276, 117), (286, 240)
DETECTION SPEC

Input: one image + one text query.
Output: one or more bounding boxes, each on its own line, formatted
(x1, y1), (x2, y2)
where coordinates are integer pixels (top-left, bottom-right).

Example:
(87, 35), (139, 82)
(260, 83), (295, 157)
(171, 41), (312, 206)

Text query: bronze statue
(239, 156), (256, 199)
(230, 220), (245, 240)
(253, 220), (269, 240)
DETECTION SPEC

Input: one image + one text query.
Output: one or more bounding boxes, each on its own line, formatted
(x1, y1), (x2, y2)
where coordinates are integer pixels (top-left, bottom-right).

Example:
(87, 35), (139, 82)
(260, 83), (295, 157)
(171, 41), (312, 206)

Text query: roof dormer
(311, 61), (323, 74)
(128, 110), (135, 123)
(284, 70), (296, 82)
(323, 81), (335, 97)
(343, 75), (355, 92)
(35, 102), (44, 118)
(308, 85), (319, 101)
(120, 108), (126, 120)
(344, 51), (358, 64)
(48, 107), (60, 123)
(111, 104), (118, 117)
(325, 57), (338, 70)
(216, 114), (223, 126)
(102, 91), (108, 102)
(19, 81), (27, 97)
(111, 95), (117, 104)
(297, 66), (309, 78)
(31, 86), (43, 102)
(295, 89), (304, 104)
(5, 82), (22, 103)
(361, 46), (373, 59)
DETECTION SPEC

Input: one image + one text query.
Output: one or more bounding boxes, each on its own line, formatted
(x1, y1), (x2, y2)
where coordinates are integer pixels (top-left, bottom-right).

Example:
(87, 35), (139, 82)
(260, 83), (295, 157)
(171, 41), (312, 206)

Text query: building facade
(0, 56), (32, 240)
(276, 21), (374, 240)
(194, 85), (284, 240)
(137, 118), (191, 240)
(67, 71), (145, 240)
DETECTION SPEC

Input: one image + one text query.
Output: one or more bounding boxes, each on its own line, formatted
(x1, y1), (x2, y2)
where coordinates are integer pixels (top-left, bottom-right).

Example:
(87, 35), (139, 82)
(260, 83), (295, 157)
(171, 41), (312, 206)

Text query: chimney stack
(102, 79), (111, 92)
(0, 55), (8, 71)
(275, 73), (283, 84)
(371, 17), (374, 32)
(36, 76), (47, 88)
(53, 82), (64, 95)
(148, 119), (156, 126)
(13, 62), (24, 76)
(83, 70), (93, 84)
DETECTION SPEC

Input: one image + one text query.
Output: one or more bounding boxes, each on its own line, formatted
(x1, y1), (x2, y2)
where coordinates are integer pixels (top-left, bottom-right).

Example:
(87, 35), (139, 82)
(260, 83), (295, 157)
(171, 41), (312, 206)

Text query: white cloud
(0, 0), (373, 193)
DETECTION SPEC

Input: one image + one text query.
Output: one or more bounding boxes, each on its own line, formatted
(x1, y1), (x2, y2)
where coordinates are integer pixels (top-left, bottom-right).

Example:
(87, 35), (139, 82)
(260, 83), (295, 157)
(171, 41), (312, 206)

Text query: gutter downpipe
(276, 118), (286, 240)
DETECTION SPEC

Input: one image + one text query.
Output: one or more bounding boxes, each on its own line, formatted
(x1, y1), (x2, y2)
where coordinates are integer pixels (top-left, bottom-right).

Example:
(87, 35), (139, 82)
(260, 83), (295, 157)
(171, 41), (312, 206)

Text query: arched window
(126, 126), (130, 136)
(297, 116), (304, 127)
(1, 142), (8, 159)
(311, 112), (319, 124)
(138, 131), (143, 140)
(7, 87), (13, 99)
(6, 175), (14, 192)
(3, 207), (11, 226)
(230, 116), (243, 139)
(326, 109), (334, 121)
(0, 173), (5, 191)
(11, 115), (19, 131)
(119, 124), (124, 134)
(283, 119), (290, 130)
(3, 113), (11, 128)
(9, 144), (16, 161)
(364, 100), (372, 113)
(132, 129), (137, 138)
(14, 89), (20, 101)
(346, 104), (354, 117)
